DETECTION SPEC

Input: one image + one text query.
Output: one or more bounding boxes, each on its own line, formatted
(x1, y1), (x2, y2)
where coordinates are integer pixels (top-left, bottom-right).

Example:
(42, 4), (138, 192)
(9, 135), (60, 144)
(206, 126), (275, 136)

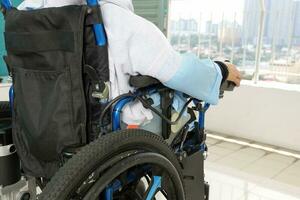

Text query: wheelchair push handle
(221, 80), (236, 91)
(1, 0), (12, 10)
(86, 0), (107, 46)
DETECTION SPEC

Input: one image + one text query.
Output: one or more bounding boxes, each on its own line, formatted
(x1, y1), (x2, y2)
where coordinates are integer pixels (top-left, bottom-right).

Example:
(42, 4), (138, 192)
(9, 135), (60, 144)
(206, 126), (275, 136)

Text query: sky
(170, 0), (245, 25)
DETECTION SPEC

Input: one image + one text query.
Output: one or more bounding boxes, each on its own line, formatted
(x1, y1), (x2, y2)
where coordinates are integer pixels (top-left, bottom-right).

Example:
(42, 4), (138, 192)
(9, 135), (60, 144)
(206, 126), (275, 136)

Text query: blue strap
(86, 0), (107, 46)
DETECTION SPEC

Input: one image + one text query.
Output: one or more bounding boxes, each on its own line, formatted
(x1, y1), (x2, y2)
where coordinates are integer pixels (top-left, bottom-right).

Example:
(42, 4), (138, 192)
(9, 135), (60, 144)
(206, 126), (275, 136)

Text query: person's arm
(162, 54), (223, 105)
(128, 17), (240, 104)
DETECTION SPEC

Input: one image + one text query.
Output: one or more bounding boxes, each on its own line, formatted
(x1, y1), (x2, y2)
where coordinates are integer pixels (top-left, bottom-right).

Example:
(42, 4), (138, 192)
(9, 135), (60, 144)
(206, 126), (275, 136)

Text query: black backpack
(4, 5), (109, 178)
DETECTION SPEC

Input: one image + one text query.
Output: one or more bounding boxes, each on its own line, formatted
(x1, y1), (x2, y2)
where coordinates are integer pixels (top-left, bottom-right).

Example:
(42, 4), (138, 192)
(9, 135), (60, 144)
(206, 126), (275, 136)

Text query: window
(169, 0), (300, 85)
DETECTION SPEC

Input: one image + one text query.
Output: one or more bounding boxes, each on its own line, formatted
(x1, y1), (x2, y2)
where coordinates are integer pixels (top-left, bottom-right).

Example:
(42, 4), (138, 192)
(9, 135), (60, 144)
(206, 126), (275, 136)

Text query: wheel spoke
(105, 186), (113, 200)
(144, 176), (162, 200)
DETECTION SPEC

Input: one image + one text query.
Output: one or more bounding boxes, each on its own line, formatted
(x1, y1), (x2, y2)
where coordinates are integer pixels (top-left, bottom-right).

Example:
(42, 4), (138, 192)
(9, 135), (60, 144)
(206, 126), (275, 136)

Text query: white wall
(206, 81), (300, 152)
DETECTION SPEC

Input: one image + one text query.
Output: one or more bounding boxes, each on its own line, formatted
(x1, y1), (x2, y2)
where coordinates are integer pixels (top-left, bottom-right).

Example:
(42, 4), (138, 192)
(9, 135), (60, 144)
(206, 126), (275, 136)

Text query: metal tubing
(86, 0), (107, 46)
(1, 0), (12, 10)
(253, 0), (266, 83)
(146, 176), (162, 200)
(9, 86), (13, 111)
(105, 186), (113, 200)
(112, 97), (134, 131)
(199, 103), (210, 129)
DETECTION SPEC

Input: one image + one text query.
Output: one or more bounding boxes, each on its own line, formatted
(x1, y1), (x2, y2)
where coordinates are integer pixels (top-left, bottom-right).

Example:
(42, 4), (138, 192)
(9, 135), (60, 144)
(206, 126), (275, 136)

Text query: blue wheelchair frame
(108, 92), (210, 199)
(111, 94), (210, 132)
(2, 0), (211, 199)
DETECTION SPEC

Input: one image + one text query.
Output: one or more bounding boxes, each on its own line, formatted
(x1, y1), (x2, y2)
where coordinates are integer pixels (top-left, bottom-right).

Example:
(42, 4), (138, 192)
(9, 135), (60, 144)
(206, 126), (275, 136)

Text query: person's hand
(224, 62), (242, 87)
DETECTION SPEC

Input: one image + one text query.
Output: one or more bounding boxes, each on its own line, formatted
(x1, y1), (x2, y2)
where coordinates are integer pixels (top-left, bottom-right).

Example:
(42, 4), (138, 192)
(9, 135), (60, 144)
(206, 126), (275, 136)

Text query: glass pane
(258, 0), (300, 85)
(133, 0), (169, 35)
(169, 0), (300, 85)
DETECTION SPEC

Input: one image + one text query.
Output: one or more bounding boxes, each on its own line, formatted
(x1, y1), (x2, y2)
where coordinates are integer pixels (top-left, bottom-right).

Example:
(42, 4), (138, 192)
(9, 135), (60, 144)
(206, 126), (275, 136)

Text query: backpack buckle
(92, 82), (109, 100)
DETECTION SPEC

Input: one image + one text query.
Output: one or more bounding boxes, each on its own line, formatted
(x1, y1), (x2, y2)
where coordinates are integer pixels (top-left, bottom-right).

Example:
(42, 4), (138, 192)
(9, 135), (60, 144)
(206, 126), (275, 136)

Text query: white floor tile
(243, 154), (296, 178)
(216, 142), (243, 151)
(208, 146), (236, 157)
(206, 137), (220, 145)
(205, 133), (300, 198)
(274, 173), (300, 188)
(262, 153), (296, 164)
(216, 147), (266, 169)
(207, 153), (223, 162)
(205, 167), (300, 200)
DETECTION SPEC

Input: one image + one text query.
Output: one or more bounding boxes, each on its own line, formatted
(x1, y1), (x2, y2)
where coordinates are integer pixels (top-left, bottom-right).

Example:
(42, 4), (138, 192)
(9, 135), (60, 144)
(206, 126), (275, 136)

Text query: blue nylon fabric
(163, 53), (222, 105)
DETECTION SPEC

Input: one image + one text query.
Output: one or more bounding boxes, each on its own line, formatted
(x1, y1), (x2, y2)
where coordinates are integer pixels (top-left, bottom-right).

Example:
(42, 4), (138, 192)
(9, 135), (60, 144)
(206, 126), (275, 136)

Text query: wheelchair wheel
(40, 129), (185, 200)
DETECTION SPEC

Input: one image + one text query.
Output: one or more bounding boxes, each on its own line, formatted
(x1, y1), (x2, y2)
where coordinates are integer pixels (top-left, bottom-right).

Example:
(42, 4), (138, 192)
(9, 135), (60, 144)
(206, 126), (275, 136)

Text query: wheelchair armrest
(129, 75), (161, 89)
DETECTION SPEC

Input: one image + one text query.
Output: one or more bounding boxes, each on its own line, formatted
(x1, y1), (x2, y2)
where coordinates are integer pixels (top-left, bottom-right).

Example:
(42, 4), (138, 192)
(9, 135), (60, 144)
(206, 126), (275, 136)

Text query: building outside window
(169, 0), (300, 85)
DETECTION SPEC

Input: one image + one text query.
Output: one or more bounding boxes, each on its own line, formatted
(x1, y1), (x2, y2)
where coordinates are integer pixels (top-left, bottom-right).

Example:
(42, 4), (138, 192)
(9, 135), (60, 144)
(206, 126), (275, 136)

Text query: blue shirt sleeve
(163, 53), (223, 105)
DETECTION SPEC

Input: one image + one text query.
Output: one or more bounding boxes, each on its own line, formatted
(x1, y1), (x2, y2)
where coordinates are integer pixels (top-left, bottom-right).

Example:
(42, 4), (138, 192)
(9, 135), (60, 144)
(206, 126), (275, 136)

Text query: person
(18, 0), (241, 126)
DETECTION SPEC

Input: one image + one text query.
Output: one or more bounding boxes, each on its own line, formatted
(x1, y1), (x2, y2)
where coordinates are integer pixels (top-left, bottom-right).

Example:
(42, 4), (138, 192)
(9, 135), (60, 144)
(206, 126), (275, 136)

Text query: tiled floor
(205, 133), (300, 200)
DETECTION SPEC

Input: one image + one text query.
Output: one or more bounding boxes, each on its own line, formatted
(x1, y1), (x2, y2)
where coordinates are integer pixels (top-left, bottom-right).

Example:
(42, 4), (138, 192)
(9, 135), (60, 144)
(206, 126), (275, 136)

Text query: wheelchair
(0, 0), (235, 199)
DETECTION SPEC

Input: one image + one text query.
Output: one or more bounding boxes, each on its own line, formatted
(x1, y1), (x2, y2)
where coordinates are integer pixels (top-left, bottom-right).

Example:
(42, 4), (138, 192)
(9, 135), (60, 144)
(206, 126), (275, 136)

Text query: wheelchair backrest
(3, 4), (109, 178)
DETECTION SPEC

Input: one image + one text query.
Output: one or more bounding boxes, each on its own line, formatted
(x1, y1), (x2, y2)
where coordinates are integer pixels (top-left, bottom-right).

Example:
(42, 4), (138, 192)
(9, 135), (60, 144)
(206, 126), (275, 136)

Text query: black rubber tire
(40, 129), (185, 200)
(0, 101), (11, 119)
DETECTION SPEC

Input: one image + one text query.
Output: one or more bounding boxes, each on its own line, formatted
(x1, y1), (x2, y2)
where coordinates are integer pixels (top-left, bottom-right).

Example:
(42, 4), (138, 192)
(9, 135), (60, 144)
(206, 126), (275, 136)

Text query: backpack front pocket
(12, 67), (80, 162)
